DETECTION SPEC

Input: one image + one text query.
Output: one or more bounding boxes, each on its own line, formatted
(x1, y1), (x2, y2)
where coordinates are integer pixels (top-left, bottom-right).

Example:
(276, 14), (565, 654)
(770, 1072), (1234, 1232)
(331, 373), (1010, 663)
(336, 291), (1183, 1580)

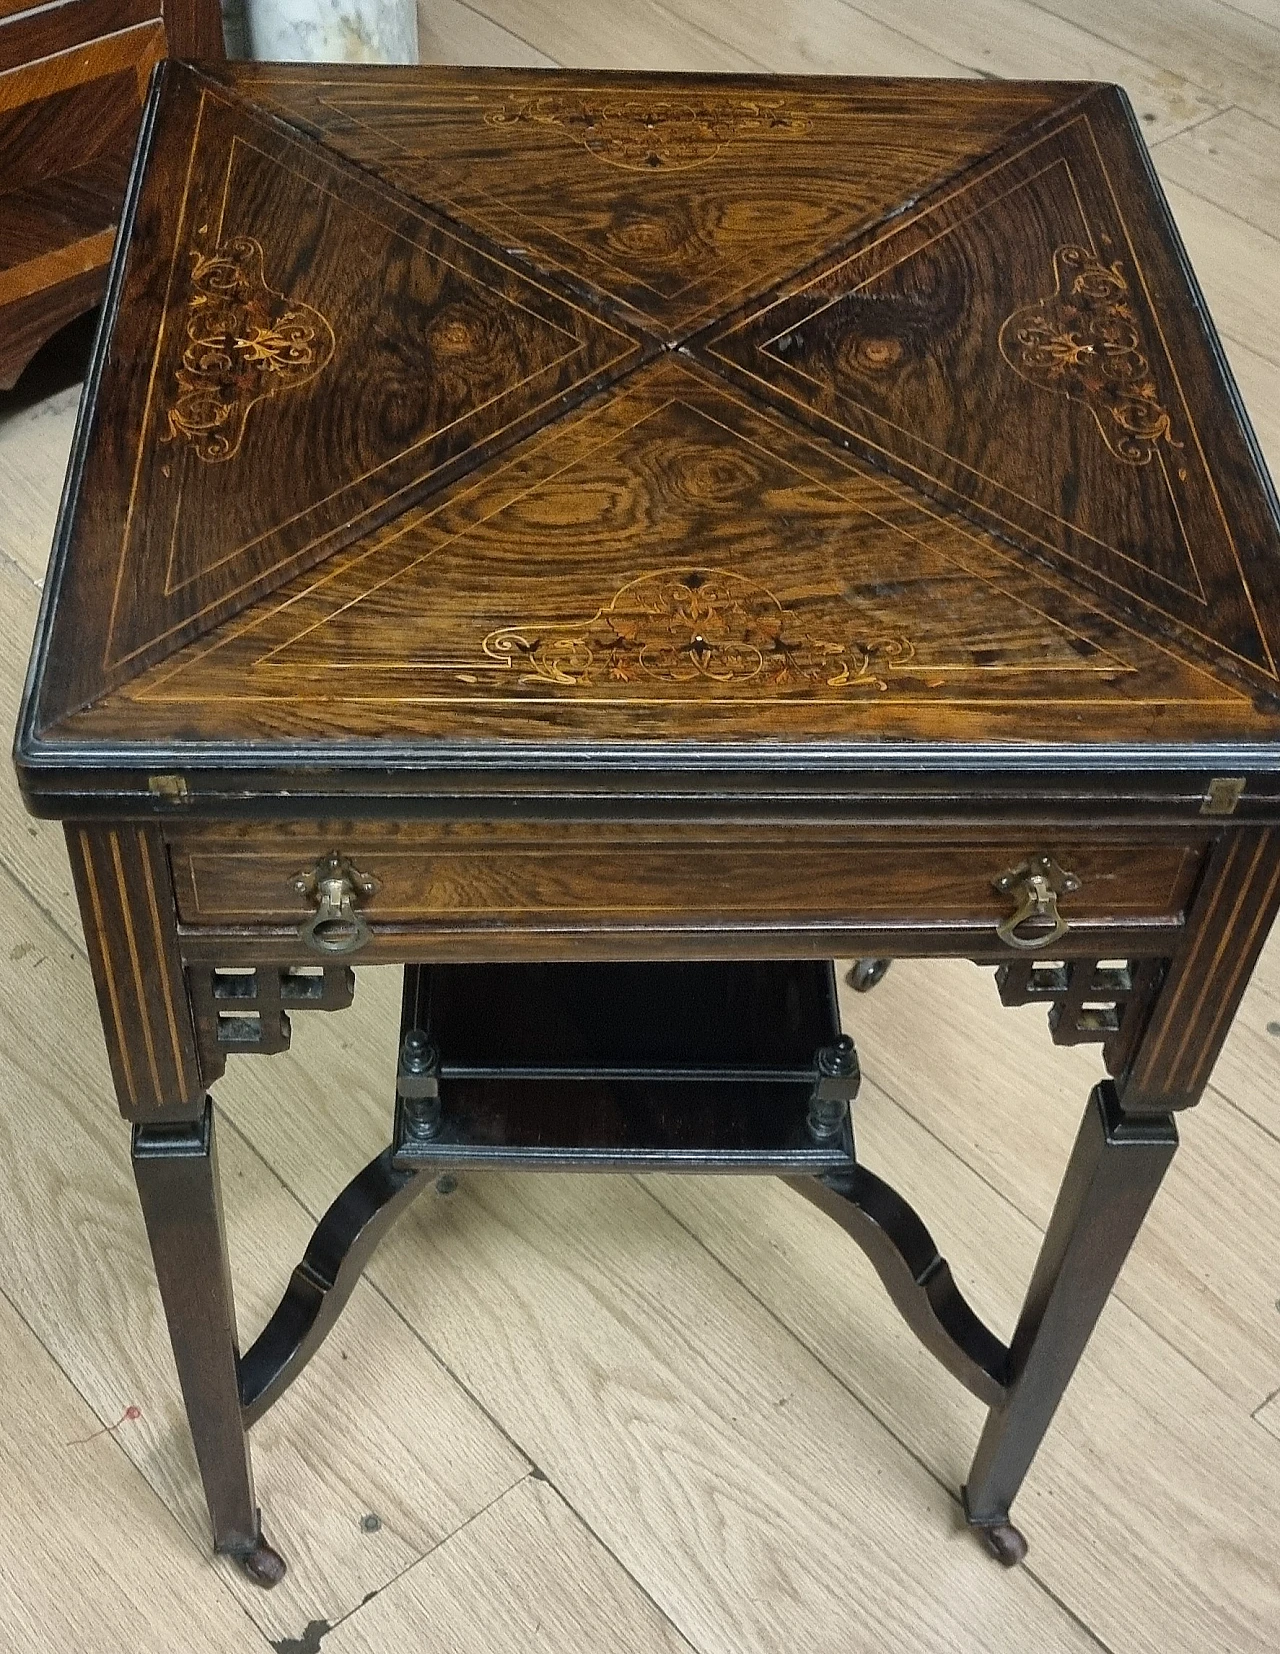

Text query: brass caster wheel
(847, 958), (892, 993)
(238, 1535), (288, 1587)
(976, 1520), (1028, 1567)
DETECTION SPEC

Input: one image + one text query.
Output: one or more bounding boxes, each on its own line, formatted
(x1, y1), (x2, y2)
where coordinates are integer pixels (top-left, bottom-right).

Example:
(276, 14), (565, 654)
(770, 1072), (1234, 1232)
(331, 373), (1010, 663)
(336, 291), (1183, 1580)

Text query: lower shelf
(393, 1078), (854, 1174)
(239, 957), (1012, 1455)
(392, 958), (854, 1175)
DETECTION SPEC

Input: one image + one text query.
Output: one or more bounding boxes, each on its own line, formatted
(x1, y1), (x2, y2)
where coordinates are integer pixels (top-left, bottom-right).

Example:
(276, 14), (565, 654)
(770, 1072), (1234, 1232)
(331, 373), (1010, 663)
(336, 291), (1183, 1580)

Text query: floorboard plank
(523, 0), (967, 77)
(325, 1476), (696, 1654)
(218, 1029), (1103, 1654)
(835, 0), (1224, 137)
(415, 0), (558, 67)
(1255, 1390), (1280, 1440)
(447, 0), (757, 72)
(1220, 0), (1280, 27)
(1028, 0), (1280, 126)
(835, 960), (1280, 1410)
(0, 380), (80, 587)
(0, 1287), (269, 1654)
(1153, 104), (1280, 239)
(1202, 924), (1280, 1141)
(368, 1171), (1099, 1654)
(1157, 183), (1280, 366)
(0, 566), (87, 943)
(648, 1086), (1280, 1654)
(0, 892), (527, 1644)
(1215, 332), (1280, 475)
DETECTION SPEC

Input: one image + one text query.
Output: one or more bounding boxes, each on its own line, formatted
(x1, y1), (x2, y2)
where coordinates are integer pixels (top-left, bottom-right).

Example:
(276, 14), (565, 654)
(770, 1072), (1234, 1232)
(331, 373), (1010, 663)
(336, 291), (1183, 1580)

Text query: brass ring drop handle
(992, 855), (1081, 951)
(291, 852), (380, 956)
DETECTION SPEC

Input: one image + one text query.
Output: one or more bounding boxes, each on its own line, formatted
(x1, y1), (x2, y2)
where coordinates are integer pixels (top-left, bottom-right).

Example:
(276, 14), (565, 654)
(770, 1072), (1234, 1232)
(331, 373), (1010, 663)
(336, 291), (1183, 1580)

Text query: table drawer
(167, 824), (1206, 944)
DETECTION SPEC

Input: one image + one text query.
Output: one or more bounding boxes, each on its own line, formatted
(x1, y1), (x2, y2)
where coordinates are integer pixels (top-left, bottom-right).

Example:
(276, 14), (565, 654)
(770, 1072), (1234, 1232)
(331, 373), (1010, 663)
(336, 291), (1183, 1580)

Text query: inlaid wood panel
(32, 63), (645, 723)
(62, 355), (1269, 749)
(0, 20), (163, 123)
(16, 61), (1280, 809)
(1120, 827), (1280, 1111)
(206, 63), (1084, 342)
(65, 823), (206, 1117)
(702, 84), (1280, 694)
(166, 819), (1204, 932)
(0, 22), (168, 376)
(0, 1), (224, 387)
(0, 73), (142, 259)
(0, 0), (160, 73)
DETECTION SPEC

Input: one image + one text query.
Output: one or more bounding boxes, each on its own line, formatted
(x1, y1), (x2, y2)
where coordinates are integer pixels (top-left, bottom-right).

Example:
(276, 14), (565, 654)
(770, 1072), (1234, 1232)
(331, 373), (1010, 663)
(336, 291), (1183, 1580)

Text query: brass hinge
(147, 773), (190, 803)
(1200, 776), (1245, 816)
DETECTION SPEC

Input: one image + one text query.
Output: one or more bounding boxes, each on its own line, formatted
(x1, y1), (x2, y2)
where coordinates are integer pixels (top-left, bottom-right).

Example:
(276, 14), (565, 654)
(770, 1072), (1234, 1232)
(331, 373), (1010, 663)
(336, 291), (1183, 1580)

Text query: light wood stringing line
(108, 829), (163, 1102)
(138, 827), (189, 1085)
(76, 828), (137, 1107)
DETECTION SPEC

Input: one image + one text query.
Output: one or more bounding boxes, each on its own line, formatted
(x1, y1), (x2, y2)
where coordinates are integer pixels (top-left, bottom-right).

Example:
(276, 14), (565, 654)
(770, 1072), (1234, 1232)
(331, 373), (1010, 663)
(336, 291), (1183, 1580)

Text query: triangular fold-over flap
(700, 84), (1280, 692)
(34, 62), (644, 729)
(205, 62), (1091, 344)
(60, 357), (1265, 753)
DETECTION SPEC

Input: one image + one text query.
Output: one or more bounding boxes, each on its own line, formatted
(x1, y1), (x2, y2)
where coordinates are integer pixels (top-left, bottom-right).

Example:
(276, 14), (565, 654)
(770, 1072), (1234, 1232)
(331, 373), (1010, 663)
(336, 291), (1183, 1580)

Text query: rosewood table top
(15, 61), (1280, 816)
(13, 62), (1280, 1593)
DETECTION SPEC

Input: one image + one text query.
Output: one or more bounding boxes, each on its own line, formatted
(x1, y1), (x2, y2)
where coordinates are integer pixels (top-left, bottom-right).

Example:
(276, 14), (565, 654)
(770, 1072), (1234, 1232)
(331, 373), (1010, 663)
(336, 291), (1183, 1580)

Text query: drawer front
(167, 824), (1206, 936)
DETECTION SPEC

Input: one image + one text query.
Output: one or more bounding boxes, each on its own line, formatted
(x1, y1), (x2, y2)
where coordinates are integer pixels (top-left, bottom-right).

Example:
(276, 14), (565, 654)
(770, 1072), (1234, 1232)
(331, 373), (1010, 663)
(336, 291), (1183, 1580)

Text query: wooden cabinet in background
(0, 0), (223, 390)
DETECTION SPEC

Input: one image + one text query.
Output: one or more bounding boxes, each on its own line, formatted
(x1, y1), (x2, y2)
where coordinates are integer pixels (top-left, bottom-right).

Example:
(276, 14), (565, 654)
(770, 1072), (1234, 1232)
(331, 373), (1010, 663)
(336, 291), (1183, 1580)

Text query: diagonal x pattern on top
(61, 356), (1261, 752)
(29, 64), (1280, 756)
(207, 62), (1089, 344)
(696, 84), (1280, 693)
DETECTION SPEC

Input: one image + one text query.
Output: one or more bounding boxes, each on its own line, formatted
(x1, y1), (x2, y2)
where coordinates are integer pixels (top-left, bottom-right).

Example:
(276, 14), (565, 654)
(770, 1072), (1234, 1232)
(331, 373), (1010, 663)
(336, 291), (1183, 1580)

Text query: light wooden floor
(2, 3), (1280, 1650)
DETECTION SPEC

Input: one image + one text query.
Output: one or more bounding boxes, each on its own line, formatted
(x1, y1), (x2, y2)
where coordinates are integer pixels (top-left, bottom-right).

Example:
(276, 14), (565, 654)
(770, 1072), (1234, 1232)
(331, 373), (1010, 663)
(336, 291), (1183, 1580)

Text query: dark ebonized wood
(132, 1102), (285, 1584)
(963, 1082), (1178, 1558)
(238, 1146), (424, 1428)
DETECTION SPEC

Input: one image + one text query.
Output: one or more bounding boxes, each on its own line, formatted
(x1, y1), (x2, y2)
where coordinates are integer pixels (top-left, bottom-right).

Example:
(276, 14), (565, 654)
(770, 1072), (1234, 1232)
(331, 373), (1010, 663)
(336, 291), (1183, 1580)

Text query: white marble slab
(245, 0), (418, 63)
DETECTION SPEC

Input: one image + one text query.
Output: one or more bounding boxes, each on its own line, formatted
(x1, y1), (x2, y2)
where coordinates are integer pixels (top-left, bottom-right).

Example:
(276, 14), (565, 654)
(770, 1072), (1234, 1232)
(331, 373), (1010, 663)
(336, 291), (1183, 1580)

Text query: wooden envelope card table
(15, 60), (1280, 1588)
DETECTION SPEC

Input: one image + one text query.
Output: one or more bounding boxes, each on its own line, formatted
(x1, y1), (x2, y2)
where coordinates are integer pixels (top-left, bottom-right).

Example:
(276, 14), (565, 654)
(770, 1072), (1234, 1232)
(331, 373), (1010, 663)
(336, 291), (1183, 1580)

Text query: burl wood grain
(703, 85), (1280, 694)
(207, 63), (1085, 343)
(32, 64), (645, 723)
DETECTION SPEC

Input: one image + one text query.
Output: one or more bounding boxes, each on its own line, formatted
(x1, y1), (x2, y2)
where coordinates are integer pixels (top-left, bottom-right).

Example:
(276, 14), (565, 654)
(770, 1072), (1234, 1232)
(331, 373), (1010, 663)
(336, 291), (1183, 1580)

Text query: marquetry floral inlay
(476, 569), (913, 690)
(998, 244), (1180, 465)
(484, 95), (810, 172)
(164, 236), (335, 462)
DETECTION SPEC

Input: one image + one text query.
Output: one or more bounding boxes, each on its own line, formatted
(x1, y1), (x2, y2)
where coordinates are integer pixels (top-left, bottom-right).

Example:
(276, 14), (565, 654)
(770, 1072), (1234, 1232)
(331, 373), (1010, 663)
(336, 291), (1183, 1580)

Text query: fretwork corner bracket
(995, 955), (1167, 1077)
(189, 964), (356, 1080)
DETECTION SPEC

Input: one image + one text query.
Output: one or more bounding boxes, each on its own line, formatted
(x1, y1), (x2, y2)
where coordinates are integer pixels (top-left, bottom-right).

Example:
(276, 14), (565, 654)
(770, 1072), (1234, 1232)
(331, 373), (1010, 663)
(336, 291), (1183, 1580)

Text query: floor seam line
(635, 1176), (1115, 1651)
(0, 1275), (279, 1650)
(867, 1070), (1256, 1403)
